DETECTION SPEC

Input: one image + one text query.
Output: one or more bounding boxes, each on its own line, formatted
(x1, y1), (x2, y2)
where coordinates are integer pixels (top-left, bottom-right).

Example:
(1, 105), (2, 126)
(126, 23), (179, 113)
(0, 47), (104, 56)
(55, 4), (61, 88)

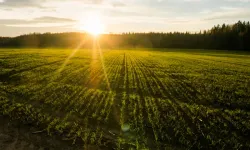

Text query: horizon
(1, 20), (249, 38)
(0, 24), (239, 38)
(0, 0), (250, 37)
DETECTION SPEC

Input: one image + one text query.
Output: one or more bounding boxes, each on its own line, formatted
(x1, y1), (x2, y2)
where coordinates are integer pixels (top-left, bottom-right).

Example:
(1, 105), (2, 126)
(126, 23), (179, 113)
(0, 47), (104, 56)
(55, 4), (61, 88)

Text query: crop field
(0, 48), (250, 149)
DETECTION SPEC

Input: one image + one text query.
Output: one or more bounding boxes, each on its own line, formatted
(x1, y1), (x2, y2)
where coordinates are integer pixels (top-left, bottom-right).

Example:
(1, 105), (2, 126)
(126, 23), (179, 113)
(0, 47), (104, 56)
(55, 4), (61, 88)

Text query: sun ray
(56, 35), (87, 75)
(96, 38), (111, 91)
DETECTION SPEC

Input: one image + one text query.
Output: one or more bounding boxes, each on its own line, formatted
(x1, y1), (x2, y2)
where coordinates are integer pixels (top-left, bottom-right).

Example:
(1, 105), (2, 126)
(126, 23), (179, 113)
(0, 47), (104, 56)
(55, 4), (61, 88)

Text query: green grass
(0, 48), (250, 149)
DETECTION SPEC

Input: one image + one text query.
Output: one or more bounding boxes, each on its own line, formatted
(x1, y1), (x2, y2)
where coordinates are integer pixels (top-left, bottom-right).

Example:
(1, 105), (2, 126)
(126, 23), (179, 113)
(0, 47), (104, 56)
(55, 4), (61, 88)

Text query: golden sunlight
(80, 15), (105, 36)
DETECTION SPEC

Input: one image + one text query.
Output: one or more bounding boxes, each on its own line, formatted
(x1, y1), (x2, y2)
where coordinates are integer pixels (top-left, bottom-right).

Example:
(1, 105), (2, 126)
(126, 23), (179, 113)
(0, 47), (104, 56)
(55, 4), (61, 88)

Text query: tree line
(0, 21), (249, 51)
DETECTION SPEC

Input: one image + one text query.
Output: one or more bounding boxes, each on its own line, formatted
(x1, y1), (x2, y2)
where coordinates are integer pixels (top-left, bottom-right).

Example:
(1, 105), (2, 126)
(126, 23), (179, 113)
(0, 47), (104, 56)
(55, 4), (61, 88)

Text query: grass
(0, 48), (250, 149)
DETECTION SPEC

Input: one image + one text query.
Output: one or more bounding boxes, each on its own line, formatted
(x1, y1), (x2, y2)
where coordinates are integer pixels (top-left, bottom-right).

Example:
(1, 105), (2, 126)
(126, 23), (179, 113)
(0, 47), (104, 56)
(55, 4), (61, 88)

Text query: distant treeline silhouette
(0, 21), (249, 51)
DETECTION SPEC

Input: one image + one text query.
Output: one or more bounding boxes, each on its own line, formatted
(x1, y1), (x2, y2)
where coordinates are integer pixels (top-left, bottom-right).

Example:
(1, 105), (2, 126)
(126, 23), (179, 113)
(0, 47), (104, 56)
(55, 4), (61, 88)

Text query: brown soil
(0, 115), (99, 150)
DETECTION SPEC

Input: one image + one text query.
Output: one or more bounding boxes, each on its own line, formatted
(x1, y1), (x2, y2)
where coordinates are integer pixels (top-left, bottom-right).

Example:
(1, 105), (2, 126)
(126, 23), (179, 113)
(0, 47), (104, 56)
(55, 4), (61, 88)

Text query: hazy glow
(80, 15), (105, 36)
(0, 0), (250, 36)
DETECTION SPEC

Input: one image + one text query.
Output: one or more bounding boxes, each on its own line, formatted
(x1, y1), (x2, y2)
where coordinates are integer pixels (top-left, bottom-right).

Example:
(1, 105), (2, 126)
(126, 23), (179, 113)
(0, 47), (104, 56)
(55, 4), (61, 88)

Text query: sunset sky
(0, 0), (250, 36)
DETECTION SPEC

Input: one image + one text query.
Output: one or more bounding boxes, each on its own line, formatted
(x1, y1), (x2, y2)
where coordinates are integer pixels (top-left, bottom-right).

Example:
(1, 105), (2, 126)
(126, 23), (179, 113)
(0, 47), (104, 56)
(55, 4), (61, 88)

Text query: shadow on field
(0, 60), (64, 83)
(0, 116), (88, 150)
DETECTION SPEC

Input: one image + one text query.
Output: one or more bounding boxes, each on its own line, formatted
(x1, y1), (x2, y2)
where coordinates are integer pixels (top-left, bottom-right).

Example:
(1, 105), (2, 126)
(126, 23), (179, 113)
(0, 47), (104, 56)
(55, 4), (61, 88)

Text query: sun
(80, 15), (105, 36)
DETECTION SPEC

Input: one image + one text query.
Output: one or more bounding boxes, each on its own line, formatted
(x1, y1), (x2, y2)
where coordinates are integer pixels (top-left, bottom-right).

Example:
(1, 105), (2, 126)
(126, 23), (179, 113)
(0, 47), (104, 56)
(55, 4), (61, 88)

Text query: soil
(0, 115), (99, 150)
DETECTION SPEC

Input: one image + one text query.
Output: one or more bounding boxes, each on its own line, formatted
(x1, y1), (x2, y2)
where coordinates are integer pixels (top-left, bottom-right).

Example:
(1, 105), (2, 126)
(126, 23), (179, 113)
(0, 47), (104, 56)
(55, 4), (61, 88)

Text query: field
(0, 48), (250, 149)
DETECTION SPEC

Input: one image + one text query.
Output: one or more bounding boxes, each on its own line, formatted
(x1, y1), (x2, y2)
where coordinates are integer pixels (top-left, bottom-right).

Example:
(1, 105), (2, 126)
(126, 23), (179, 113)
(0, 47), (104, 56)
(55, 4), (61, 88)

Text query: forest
(0, 21), (249, 51)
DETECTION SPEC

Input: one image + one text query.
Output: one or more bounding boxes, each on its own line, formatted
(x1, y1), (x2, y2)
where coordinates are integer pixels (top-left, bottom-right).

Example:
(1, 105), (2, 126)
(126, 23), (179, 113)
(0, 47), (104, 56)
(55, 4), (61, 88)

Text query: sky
(0, 0), (250, 36)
